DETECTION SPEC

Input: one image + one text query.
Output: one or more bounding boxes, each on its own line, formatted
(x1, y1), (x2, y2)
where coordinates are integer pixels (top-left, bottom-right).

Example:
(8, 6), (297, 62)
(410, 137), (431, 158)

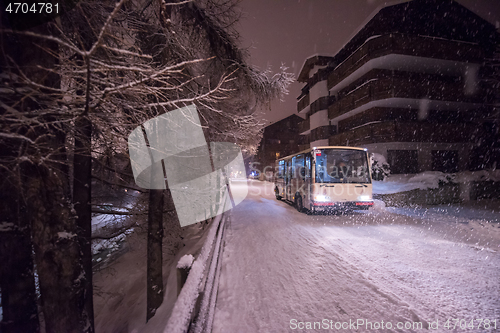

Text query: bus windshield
(314, 149), (371, 184)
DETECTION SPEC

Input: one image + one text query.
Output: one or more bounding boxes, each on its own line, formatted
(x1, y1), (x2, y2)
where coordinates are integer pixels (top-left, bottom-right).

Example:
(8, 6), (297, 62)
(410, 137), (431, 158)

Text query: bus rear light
(355, 202), (374, 206)
(312, 202), (336, 206)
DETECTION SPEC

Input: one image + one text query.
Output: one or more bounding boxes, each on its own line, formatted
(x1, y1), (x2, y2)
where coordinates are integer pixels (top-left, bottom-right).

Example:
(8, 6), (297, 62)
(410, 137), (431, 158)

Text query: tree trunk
(25, 162), (86, 333)
(7, 19), (89, 332)
(73, 115), (95, 333)
(0, 35), (39, 325)
(0, 177), (39, 333)
(146, 189), (164, 322)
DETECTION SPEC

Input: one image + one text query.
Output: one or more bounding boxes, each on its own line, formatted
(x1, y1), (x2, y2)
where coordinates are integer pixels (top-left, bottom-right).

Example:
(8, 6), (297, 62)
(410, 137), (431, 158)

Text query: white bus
(274, 146), (374, 213)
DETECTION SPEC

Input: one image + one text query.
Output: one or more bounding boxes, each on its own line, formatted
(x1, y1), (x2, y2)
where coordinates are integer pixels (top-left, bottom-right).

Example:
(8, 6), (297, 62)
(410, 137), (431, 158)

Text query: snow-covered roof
(297, 55), (335, 83)
(329, 0), (499, 70)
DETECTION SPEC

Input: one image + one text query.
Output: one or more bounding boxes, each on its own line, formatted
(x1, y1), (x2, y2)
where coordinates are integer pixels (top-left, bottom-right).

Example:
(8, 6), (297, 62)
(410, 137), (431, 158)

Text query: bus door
(275, 159), (285, 197)
(303, 153), (312, 207)
(293, 154), (305, 202)
(285, 159), (292, 201)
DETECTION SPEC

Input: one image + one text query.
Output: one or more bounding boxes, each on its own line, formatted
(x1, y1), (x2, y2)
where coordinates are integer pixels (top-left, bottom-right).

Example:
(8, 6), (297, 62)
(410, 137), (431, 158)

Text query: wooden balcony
(328, 76), (488, 120)
(298, 118), (310, 134)
(327, 33), (484, 90)
(329, 121), (474, 146)
(311, 125), (333, 142)
(298, 144), (310, 152)
(310, 95), (336, 115)
(297, 93), (310, 113)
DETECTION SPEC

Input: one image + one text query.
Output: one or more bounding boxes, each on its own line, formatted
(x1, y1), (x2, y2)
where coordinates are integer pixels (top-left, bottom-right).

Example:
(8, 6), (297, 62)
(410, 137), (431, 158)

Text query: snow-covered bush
(371, 153), (390, 181)
(407, 171), (456, 188)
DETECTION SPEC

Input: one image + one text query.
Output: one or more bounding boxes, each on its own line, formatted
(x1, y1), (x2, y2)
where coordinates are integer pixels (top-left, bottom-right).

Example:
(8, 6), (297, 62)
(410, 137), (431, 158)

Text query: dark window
(387, 150), (418, 174)
(277, 160), (285, 178)
(293, 154), (304, 179)
(432, 150), (458, 173)
(305, 154), (312, 178)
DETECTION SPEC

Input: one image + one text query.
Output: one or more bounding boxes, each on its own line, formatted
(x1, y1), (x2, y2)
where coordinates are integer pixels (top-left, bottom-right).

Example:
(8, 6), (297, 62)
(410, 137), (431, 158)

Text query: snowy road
(213, 181), (499, 333)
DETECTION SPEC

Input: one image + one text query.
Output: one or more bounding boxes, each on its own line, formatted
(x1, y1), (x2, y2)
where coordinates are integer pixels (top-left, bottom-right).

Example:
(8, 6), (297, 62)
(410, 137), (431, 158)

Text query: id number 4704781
(443, 318), (497, 330)
(5, 2), (59, 14)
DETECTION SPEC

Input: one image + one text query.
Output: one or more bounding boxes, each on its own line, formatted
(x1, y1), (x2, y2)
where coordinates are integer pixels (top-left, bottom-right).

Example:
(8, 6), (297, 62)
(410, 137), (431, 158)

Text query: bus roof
(276, 146), (368, 162)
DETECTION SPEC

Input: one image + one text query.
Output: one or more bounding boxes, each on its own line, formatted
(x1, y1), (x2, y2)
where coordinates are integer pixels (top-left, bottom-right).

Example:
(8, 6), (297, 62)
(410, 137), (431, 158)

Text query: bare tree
(0, 0), (293, 329)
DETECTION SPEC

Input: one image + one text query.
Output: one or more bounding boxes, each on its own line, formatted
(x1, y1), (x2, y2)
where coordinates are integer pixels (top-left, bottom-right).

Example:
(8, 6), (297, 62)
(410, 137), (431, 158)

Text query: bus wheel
(275, 188), (281, 200)
(296, 196), (303, 212)
(307, 204), (314, 215)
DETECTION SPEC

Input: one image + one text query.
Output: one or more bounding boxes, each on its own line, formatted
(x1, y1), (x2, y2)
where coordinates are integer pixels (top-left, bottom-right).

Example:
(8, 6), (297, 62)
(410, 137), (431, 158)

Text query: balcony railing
(311, 125), (333, 142)
(310, 95), (336, 115)
(327, 33), (484, 90)
(329, 121), (474, 146)
(298, 118), (310, 134)
(328, 76), (488, 120)
(298, 144), (310, 152)
(297, 93), (310, 113)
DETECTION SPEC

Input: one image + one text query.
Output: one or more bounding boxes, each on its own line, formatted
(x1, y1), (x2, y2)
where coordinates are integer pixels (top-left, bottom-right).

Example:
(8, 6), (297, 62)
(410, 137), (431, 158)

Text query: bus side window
(305, 155), (311, 178)
(277, 161), (284, 178)
(295, 154), (305, 179)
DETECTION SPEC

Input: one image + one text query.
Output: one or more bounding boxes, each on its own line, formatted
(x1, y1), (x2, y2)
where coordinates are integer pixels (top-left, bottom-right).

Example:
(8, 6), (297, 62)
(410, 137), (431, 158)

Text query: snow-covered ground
(372, 170), (500, 195)
(213, 181), (500, 332)
(91, 202), (136, 259)
(92, 220), (212, 332)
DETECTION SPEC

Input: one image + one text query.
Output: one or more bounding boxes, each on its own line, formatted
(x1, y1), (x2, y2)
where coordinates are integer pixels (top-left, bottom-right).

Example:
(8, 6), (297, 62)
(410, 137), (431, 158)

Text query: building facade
(297, 0), (499, 174)
(254, 114), (305, 176)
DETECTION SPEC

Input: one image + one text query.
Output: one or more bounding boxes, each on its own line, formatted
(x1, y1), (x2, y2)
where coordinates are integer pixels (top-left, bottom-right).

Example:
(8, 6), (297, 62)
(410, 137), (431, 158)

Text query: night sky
(236, 0), (500, 125)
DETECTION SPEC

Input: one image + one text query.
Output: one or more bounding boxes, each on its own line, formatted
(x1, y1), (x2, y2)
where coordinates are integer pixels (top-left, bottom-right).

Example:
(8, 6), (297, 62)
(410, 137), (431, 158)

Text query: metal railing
(328, 121), (474, 146)
(327, 33), (484, 90)
(164, 192), (229, 333)
(298, 118), (310, 134)
(297, 93), (310, 113)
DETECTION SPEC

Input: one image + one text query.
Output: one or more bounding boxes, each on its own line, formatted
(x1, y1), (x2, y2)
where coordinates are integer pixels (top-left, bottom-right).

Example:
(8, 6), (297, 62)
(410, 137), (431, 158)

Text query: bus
(274, 146), (374, 213)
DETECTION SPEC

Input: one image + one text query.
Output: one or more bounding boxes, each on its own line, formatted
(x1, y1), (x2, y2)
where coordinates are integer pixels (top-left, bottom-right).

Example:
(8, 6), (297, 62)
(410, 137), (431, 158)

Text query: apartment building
(297, 0), (499, 173)
(254, 114), (305, 175)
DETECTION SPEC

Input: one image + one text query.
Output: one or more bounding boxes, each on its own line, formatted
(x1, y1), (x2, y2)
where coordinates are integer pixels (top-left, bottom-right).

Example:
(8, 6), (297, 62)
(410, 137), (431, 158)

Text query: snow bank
(455, 170), (500, 183)
(91, 230), (132, 255)
(164, 193), (229, 333)
(372, 199), (387, 212)
(371, 153), (390, 180)
(373, 170), (500, 195)
(177, 254), (194, 269)
(57, 231), (77, 239)
(0, 222), (15, 231)
(91, 206), (130, 233)
(372, 174), (437, 194)
(407, 171), (453, 188)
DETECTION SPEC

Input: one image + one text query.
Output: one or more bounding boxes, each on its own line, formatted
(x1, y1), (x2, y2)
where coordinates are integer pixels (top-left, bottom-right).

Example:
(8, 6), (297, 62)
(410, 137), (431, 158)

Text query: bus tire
(296, 196), (303, 212)
(275, 187), (281, 200)
(307, 204), (315, 215)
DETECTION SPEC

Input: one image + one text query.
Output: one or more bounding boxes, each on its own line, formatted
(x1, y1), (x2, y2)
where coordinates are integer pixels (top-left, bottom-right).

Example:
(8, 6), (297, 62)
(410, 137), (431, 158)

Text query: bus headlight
(358, 195), (371, 201)
(314, 195), (330, 202)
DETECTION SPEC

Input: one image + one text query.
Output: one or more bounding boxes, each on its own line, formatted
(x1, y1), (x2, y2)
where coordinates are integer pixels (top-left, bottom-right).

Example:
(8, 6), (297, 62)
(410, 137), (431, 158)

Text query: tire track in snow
(213, 181), (499, 333)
